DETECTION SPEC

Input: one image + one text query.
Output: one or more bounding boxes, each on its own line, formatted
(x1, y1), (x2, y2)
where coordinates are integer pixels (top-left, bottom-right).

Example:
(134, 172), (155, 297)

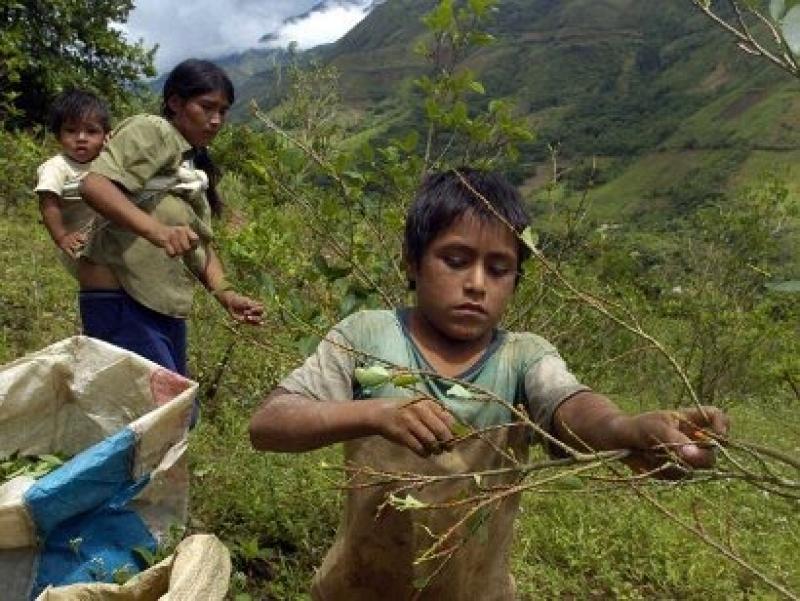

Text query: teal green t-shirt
(280, 309), (591, 600)
(280, 308), (588, 434)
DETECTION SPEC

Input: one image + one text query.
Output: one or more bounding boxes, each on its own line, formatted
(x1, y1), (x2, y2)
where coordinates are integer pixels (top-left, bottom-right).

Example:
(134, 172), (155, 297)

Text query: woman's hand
(148, 223), (199, 257)
(214, 290), (264, 325)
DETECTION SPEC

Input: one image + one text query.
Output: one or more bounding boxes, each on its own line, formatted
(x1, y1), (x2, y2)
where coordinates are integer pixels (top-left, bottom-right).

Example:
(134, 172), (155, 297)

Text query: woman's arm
(81, 173), (199, 256)
(201, 246), (263, 324)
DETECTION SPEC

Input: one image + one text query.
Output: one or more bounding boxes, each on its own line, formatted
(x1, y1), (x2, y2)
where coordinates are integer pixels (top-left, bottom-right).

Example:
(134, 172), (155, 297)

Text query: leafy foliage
(0, 0), (799, 598)
(0, 0), (156, 126)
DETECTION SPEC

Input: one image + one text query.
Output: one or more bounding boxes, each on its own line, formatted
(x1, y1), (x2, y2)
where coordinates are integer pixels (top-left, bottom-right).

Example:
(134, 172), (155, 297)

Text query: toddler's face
(59, 115), (106, 164)
(409, 213), (519, 344)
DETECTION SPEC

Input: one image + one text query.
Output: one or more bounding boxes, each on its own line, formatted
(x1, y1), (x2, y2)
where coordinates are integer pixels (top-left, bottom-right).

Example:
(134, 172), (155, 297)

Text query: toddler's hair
(48, 89), (110, 135)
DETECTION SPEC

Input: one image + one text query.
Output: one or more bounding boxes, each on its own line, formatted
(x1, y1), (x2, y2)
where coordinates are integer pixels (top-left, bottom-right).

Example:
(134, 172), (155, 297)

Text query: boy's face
(58, 115), (106, 164)
(409, 213), (519, 345)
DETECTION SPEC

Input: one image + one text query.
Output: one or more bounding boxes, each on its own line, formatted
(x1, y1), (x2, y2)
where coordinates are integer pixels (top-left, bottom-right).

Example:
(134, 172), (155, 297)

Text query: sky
(123, 0), (374, 73)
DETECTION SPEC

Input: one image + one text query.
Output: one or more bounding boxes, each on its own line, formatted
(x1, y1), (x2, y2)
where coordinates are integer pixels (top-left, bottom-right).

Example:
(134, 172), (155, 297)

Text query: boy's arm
(249, 388), (454, 456)
(37, 192), (85, 257)
(81, 173), (198, 256)
(552, 391), (729, 472)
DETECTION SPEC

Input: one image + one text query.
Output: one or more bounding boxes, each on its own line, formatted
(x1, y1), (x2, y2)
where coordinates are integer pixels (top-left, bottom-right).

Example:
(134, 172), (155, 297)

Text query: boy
(34, 89), (110, 274)
(249, 169), (729, 601)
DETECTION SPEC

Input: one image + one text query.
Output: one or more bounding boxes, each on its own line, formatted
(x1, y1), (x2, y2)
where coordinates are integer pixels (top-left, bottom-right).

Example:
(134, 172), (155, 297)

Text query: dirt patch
(697, 62), (730, 93)
(225, 207), (248, 233)
(518, 28), (643, 45)
(718, 88), (768, 120)
(519, 158), (575, 195)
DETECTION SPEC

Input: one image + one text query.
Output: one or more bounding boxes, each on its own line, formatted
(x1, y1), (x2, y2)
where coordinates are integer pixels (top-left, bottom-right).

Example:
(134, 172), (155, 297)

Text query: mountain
(260, 0), (386, 45)
(218, 0), (800, 224)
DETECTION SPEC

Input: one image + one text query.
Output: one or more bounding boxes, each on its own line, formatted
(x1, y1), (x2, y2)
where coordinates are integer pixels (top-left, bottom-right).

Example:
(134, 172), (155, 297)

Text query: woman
(80, 59), (262, 383)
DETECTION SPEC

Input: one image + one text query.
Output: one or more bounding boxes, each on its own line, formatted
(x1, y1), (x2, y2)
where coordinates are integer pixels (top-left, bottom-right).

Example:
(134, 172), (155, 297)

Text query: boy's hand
(215, 290), (264, 325)
(371, 398), (455, 457)
(57, 231), (87, 258)
(617, 406), (729, 478)
(149, 223), (199, 256)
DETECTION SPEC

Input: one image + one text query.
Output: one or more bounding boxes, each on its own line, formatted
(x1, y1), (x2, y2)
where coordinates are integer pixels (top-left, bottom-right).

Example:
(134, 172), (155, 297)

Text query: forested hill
(224, 0), (800, 221)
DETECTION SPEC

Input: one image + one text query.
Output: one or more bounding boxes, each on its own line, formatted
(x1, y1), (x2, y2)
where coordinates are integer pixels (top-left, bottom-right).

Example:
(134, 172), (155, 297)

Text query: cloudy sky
(123, 0), (374, 72)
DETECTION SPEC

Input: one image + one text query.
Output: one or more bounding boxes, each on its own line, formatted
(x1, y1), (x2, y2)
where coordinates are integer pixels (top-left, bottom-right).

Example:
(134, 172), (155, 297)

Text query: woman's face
(167, 89), (230, 147)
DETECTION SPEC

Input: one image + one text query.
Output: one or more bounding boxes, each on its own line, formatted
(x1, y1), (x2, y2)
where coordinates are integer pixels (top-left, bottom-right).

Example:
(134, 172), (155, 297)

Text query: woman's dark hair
(162, 59), (234, 217)
(48, 89), (111, 134)
(404, 167), (531, 289)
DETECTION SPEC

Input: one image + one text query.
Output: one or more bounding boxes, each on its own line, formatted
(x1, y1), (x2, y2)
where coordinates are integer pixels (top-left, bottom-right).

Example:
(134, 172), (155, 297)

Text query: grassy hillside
(218, 0), (800, 230)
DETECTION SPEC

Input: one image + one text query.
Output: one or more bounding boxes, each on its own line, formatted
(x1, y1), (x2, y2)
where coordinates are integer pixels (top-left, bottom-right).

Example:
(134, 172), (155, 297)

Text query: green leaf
(423, 0), (455, 31)
(521, 226), (538, 252)
(450, 421), (473, 437)
(391, 372), (421, 387)
(446, 383), (473, 399)
(339, 291), (363, 317)
(39, 454), (64, 467)
(399, 130), (420, 152)
(354, 365), (391, 387)
(469, 32), (496, 47)
(555, 475), (585, 490)
(470, 80), (486, 94)
(388, 493), (428, 511)
(313, 254), (351, 282)
(133, 546), (157, 568)
(342, 170), (365, 184)
(765, 280), (800, 293)
(465, 506), (491, 544)
(770, 0), (800, 19)
(297, 334), (321, 358)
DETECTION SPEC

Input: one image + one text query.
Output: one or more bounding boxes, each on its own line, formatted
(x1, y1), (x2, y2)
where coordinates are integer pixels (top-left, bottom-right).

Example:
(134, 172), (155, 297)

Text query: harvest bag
(0, 337), (196, 600)
(34, 534), (231, 601)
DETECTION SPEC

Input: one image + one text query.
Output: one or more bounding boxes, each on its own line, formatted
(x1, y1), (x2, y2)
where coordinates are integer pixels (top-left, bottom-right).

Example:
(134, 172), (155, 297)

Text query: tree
(0, 0), (156, 126)
(690, 0), (800, 78)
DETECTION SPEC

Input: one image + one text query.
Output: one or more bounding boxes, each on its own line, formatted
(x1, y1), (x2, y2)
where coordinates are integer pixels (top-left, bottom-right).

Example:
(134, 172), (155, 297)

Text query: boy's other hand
(372, 398), (455, 457)
(150, 223), (199, 256)
(57, 231), (87, 258)
(618, 406), (729, 478)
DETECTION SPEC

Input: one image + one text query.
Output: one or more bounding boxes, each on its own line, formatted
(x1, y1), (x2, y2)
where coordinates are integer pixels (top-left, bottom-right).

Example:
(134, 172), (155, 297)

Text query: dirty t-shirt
(279, 309), (589, 601)
(35, 153), (96, 232)
(35, 153), (98, 277)
(85, 114), (214, 318)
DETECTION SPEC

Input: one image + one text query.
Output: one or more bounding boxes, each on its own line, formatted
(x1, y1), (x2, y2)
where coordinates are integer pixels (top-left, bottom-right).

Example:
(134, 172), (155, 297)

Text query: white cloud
(124, 0), (322, 72)
(264, 2), (373, 50)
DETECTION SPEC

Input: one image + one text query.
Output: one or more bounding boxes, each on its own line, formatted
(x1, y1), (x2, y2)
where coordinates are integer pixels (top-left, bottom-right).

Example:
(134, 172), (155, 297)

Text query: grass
(2, 198), (797, 600)
(513, 401), (800, 600)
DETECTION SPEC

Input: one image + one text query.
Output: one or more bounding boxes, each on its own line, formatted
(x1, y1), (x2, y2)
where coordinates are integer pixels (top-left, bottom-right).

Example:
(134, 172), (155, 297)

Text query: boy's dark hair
(404, 168), (531, 288)
(162, 58), (235, 217)
(48, 89), (111, 135)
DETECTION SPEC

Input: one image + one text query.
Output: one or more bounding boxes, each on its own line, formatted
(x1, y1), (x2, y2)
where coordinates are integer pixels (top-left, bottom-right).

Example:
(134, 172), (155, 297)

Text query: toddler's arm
(37, 192), (86, 258)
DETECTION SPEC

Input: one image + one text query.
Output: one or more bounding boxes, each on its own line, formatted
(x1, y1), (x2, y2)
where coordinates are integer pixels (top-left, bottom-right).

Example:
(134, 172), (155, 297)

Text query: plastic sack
(0, 336), (196, 600)
(34, 534), (231, 601)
